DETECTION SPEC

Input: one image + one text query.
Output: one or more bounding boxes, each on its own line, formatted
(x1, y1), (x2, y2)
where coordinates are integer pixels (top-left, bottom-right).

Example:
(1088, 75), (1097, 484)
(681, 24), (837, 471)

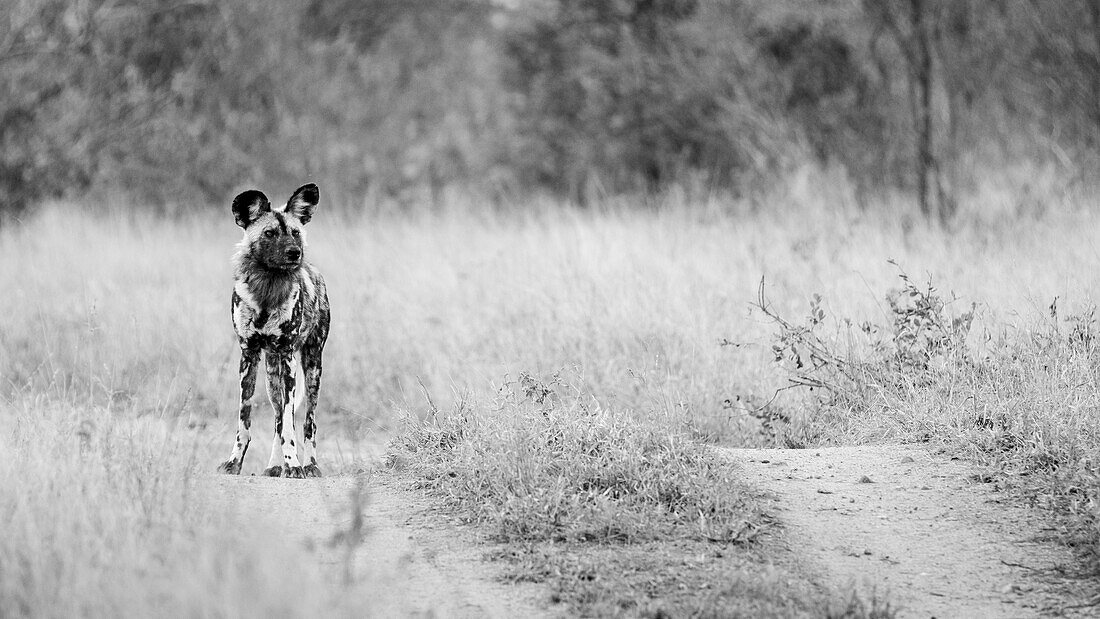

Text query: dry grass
(3, 179), (1099, 614)
(8, 186), (1100, 434)
(391, 370), (769, 544)
(388, 370), (857, 616)
(0, 399), (357, 617)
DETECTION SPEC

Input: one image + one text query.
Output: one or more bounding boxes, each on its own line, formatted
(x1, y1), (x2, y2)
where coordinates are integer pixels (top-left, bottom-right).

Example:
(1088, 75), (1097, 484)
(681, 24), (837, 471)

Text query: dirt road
(723, 445), (1087, 618)
(201, 443), (1091, 618)
(204, 471), (555, 618)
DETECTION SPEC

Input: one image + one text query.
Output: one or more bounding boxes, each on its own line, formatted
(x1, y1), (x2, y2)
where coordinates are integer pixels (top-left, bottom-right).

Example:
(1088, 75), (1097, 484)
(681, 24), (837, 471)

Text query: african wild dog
(217, 183), (330, 478)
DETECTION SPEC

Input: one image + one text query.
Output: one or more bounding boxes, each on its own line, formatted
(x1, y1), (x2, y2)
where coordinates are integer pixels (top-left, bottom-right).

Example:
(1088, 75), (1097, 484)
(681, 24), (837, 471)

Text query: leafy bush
(759, 262), (974, 415)
(757, 263), (1100, 574)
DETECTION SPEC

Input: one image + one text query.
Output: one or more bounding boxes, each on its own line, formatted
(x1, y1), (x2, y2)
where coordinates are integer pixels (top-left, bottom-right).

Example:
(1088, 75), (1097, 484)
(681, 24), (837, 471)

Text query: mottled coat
(218, 184), (331, 478)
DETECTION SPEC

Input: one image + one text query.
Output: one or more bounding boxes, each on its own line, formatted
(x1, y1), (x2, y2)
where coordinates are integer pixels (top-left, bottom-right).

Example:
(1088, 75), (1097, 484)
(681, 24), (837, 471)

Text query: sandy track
(204, 472), (554, 618)
(722, 445), (1087, 618)
(200, 443), (1091, 617)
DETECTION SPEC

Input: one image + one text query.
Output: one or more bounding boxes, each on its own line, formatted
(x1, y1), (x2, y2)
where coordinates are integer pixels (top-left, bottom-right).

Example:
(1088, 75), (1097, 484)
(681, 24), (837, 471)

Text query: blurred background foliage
(0, 0), (1097, 219)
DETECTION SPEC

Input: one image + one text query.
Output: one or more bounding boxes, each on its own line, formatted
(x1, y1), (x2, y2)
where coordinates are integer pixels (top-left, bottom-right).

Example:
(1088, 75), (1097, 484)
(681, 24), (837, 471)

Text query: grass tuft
(387, 371), (864, 616)
(391, 371), (769, 545)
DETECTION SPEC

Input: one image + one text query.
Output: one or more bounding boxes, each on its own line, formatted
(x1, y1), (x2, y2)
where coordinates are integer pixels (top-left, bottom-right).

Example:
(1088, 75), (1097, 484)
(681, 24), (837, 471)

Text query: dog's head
(231, 184), (319, 271)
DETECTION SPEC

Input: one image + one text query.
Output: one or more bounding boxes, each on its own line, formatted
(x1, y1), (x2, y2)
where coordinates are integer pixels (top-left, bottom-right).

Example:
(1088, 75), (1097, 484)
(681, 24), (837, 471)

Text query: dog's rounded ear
(285, 183), (319, 224)
(232, 190), (271, 229)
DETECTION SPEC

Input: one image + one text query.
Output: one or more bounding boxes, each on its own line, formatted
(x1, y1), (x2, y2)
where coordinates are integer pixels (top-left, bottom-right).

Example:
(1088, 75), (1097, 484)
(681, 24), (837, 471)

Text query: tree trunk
(1091, 0), (1100, 147)
(910, 0), (934, 219)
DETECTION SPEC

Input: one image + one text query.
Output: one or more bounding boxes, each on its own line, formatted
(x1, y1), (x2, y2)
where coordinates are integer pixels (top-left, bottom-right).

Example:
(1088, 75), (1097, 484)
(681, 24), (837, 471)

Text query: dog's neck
(234, 251), (301, 310)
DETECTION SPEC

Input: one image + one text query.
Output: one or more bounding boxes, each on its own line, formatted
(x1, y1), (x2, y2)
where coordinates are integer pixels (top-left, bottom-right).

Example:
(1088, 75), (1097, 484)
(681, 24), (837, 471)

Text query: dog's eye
(264, 229), (276, 238)
(291, 229), (301, 238)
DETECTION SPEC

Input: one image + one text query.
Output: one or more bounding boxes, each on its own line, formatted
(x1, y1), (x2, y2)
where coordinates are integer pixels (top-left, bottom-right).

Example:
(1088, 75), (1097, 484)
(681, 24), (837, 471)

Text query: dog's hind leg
(260, 351), (305, 478)
(302, 300), (328, 478)
(218, 345), (260, 474)
(301, 345), (324, 477)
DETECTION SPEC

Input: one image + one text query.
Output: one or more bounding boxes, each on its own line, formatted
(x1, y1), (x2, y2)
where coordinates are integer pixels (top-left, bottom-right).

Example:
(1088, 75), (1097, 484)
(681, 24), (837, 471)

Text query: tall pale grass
(0, 398), (355, 617)
(4, 189), (1099, 440)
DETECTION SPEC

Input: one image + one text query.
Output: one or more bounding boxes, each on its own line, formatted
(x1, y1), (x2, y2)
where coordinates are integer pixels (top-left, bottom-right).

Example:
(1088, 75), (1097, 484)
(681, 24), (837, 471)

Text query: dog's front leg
(218, 345), (261, 474)
(261, 350), (305, 478)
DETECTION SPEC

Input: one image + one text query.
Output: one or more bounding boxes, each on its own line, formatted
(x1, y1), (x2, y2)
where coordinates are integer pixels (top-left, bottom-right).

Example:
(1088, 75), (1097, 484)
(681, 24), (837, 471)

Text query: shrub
(756, 262), (1100, 574)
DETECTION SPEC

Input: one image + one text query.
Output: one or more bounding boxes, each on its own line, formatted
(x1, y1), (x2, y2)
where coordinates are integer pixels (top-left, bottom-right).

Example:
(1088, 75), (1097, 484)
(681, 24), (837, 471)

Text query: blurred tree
(0, 1), (93, 219)
(749, 0), (1098, 219)
(1021, 0), (1100, 156)
(861, 0), (952, 221)
(0, 1), (273, 214)
(503, 0), (789, 200)
(300, 0), (509, 205)
(752, 3), (896, 202)
(0, 0), (1096, 217)
(1092, 0), (1100, 146)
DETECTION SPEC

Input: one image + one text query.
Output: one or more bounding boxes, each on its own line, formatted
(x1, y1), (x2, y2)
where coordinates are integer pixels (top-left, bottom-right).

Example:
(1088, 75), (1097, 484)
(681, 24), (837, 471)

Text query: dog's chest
(233, 280), (303, 342)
